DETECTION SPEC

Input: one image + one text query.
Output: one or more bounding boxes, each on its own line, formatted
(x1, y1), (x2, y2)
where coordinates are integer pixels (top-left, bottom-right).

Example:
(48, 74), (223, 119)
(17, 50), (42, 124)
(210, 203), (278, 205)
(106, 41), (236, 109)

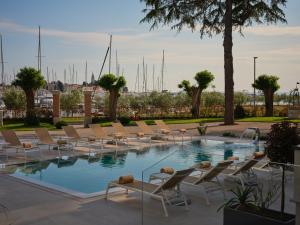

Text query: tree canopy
(140, 0), (287, 36)
(98, 74), (126, 91)
(12, 67), (46, 92)
(140, 0), (287, 124)
(252, 74), (280, 93)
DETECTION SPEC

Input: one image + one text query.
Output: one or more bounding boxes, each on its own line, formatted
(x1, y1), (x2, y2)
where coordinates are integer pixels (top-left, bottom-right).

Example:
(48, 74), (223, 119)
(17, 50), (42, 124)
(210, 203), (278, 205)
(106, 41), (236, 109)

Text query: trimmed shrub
(118, 116), (131, 125)
(55, 120), (68, 129)
(234, 104), (246, 119)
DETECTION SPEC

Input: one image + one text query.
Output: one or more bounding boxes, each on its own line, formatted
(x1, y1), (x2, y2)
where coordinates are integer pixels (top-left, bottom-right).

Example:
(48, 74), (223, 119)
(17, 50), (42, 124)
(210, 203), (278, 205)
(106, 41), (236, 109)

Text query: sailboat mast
(142, 57), (145, 92)
(85, 61), (87, 85)
(0, 34), (4, 85)
(152, 64), (155, 91)
(46, 67), (49, 83)
(108, 35), (112, 74)
(64, 69), (66, 84)
(37, 26), (42, 72)
(161, 50), (165, 92)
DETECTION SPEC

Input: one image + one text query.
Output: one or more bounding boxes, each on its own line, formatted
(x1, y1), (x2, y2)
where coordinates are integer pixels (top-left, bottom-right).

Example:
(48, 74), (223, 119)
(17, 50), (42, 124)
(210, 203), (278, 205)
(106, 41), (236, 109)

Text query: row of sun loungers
(106, 152), (268, 217)
(0, 120), (190, 160)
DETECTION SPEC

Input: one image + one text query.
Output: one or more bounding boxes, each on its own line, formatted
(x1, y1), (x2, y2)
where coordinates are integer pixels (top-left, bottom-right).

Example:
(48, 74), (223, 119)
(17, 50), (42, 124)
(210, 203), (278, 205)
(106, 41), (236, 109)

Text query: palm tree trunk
(223, 0), (234, 125)
(25, 90), (35, 118)
(264, 89), (274, 116)
(191, 88), (200, 118)
(109, 90), (118, 121)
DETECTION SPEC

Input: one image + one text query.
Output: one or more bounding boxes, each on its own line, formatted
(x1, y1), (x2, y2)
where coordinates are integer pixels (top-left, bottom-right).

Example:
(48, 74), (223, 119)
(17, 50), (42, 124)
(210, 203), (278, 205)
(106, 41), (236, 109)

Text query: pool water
(10, 140), (262, 195)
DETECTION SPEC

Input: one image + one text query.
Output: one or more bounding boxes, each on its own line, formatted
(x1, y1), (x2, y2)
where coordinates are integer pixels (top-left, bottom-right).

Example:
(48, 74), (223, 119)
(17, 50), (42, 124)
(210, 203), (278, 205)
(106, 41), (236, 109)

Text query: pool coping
(10, 174), (124, 199)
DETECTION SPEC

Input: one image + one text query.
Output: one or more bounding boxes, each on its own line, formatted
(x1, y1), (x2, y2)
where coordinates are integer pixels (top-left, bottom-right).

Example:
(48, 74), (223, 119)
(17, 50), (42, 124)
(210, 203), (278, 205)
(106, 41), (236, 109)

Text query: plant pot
(223, 207), (295, 225)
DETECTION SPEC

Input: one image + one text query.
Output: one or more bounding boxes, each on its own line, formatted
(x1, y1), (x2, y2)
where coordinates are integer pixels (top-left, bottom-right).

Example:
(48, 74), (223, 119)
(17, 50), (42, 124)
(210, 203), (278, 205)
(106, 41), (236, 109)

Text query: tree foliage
(12, 67), (46, 125)
(98, 74), (126, 121)
(60, 90), (82, 117)
(140, 0), (287, 124)
(252, 74), (280, 116)
(140, 0), (286, 35)
(178, 70), (214, 118)
(2, 87), (26, 112)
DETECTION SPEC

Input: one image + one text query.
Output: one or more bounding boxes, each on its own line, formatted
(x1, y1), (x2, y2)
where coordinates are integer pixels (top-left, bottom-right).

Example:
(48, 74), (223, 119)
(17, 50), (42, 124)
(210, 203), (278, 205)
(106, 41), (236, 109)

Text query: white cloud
(0, 20), (157, 46)
(244, 25), (300, 36)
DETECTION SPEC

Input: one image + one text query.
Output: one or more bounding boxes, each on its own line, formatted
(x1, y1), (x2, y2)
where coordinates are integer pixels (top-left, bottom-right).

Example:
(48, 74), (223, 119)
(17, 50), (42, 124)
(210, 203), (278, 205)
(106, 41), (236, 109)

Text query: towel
(160, 167), (174, 174)
(228, 156), (239, 161)
(114, 133), (123, 139)
(88, 137), (96, 142)
(161, 129), (170, 134)
(22, 142), (32, 148)
(137, 132), (145, 137)
(118, 175), (134, 184)
(197, 161), (211, 169)
(254, 152), (265, 159)
(57, 139), (67, 145)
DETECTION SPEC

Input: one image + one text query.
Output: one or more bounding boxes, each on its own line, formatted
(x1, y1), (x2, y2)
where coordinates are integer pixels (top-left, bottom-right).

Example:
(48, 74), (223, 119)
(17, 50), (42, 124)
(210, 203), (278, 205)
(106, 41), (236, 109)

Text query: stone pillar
(84, 90), (92, 128)
(52, 90), (61, 124)
(295, 145), (300, 225)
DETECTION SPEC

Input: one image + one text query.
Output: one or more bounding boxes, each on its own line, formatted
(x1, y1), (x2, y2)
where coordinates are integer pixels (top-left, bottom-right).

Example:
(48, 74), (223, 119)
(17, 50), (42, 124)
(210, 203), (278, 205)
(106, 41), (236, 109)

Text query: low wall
(288, 109), (300, 119)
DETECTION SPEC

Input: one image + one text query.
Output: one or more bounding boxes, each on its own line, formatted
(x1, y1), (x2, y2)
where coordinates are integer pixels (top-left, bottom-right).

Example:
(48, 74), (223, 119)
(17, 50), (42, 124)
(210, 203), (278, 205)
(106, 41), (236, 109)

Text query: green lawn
(0, 122), (56, 131)
(61, 117), (84, 123)
(0, 116), (299, 131)
(237, 117), (300, 123)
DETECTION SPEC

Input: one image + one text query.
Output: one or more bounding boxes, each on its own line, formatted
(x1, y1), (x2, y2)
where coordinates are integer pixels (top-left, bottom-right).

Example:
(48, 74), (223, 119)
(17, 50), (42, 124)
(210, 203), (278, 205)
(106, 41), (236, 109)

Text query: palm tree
(98, 74), (126, 121)
(140, 0), (287, 124)
(252, 75), (280, 117)
(178, 70), (214, 118)
(12, 67), (46, 125)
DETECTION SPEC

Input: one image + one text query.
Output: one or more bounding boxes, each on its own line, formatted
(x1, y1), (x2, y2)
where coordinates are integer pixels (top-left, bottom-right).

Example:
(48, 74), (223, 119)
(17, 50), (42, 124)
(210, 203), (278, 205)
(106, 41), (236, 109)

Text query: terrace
(0, 122), (298, 225)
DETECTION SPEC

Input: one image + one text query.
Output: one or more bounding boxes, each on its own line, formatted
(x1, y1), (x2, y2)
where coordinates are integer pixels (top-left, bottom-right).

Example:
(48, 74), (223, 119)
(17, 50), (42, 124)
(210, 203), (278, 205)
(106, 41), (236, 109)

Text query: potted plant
(265, 122), (299, 218)
(220, 184), (295, 225)
(220, 121), (298, 225)
(197, 122), (207, 136)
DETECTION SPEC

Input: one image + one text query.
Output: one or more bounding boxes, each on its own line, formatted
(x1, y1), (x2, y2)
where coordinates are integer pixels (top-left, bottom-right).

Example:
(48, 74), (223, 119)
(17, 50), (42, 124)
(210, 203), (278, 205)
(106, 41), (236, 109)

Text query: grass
(236, 117), (300, 123)
(0, 116), (299, 131)
(61, 117), (84, 123)
(0, 122), (56, 131)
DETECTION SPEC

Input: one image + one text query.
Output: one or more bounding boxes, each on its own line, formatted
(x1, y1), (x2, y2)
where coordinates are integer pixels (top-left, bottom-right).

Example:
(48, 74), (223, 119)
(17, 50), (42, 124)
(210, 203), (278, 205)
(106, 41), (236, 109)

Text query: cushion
(118, 175), (134, 184)
(22, 142), (33, 148)
(160, 167), (174, 175)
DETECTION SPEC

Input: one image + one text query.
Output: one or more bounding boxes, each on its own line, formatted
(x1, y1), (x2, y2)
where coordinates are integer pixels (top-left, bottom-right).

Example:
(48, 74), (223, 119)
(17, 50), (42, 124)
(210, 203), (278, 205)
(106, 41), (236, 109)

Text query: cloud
(0, 20), (157, 46)
(244, 25), (300, 36)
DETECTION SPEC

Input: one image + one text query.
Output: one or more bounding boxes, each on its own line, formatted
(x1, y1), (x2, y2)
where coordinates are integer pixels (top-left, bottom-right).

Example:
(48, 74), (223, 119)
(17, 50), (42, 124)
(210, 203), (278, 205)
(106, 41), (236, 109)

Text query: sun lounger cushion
(197, 161), (211, 169)
(161, 129), (170, 134)
(88, 137), (96, 142)
(137, 132), (145, 137)
(114, 133), (124, 139)
(22, 142), (33, 148)
(228, 156), (239, 161)
(160, 167), (174, 175)
(254, 152), (265, 159)
(119, 175), (134, 184)
(57, 140), (67, 145)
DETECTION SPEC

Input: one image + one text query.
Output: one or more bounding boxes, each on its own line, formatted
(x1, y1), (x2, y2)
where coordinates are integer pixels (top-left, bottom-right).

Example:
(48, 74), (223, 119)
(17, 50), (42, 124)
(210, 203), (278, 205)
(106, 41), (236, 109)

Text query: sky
(0, 0), (299, 92)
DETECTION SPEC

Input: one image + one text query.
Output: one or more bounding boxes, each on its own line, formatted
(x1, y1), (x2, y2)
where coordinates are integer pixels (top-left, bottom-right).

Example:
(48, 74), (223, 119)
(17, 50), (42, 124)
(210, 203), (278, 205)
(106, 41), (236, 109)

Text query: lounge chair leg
(160, 198), (168, 217)
(203, 187), (210, 205)
(105, 185), (110, 200)
(182, 194), (189, 210)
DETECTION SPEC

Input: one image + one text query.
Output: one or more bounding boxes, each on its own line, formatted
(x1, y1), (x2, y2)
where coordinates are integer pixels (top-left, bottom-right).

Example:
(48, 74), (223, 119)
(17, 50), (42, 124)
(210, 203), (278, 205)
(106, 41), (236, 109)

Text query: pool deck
(1, 121), (289, 225)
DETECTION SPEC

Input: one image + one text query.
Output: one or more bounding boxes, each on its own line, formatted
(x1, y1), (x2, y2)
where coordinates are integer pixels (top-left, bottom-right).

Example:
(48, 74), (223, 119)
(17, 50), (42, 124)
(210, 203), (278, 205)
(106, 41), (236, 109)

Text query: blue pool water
(11, 140), (261, 194)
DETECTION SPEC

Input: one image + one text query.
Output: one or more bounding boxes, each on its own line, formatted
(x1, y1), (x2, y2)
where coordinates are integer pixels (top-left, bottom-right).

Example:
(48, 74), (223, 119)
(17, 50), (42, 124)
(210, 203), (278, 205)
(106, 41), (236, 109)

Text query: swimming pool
(9, 140), (262, 197)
